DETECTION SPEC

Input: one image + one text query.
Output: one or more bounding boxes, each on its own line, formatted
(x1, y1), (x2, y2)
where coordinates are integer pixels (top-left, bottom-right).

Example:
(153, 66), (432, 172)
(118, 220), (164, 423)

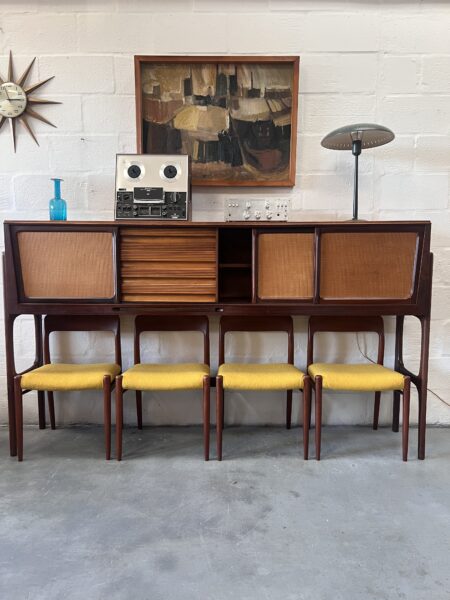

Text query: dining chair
(14, 315), (121, 461)
(216, 315), (311, 461)
(307, 316), (411, 461)
(115, 315), (210, 461)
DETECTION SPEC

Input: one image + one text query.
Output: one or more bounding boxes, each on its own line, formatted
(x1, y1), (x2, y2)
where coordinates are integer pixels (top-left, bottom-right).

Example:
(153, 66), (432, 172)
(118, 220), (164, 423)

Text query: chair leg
(203, 376), (210, 461)
(373, 391), (381, 430)
(303, 377), (311, 460)
(402, 378), (411, 462)
(136, 390), (143, 430)
(115, 376), (123, 461)
(286, 390), (292, 430)
(315, 376), (323, 461)
(221, 388), (225, 431)
(48, 391), (56, 430)
(308, 394), (312, 430)
(14, 376), (23, 462)
(392, 390), (400, 432)
(103, 376), (112, 460)
(38, 391), (46, 430)
(216, 376), (223, 461)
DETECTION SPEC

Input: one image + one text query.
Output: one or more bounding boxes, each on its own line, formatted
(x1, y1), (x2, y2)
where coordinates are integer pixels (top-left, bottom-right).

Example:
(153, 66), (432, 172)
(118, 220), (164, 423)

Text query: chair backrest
(219, 316), (294, 365)
(307, 316), (385, 367)
(134, 315), (210, 365)
(44, 315), (121, 366)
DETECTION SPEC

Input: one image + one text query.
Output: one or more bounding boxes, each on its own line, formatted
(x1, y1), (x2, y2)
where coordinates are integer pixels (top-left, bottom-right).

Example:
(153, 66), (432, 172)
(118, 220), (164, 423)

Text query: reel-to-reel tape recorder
(115, 154), (190, 220)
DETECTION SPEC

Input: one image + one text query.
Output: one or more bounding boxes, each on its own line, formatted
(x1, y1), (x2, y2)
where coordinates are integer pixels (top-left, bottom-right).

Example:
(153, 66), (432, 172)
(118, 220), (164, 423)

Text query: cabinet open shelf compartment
(218, 227), (253, 302)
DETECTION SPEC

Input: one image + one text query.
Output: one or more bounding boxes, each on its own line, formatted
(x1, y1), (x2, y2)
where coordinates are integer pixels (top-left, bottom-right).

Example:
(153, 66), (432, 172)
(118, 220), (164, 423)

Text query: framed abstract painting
(134, 56), (299, 187)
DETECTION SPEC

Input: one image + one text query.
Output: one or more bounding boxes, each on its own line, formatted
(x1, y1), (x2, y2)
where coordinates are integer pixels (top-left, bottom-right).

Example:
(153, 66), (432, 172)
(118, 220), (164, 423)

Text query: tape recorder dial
(115, 154), (190, 220)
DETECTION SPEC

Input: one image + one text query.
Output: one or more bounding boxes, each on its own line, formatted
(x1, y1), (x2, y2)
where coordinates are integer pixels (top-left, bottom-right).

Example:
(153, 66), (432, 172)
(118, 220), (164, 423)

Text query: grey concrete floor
(1, 426), (450, 600)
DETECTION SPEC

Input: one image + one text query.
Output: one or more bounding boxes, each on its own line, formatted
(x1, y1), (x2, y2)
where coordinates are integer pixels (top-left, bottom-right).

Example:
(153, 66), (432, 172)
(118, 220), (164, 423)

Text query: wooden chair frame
(14, 315), (121, 461)
(115, 315), (211, 461)
(307, 316), (410, 461)
(216, 315), (311, 460)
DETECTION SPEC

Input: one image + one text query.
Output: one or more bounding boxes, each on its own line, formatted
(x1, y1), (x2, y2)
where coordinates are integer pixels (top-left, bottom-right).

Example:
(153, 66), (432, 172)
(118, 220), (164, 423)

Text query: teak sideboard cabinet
(3, 220), (433, 459)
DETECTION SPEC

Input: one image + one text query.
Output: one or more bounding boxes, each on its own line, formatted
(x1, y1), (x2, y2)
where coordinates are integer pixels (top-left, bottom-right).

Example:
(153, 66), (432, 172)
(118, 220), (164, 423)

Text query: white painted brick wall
(422, 56), (450, 93)
(380, 95), (450, 134)
(39, 56), (115, 94)
(379, 57), (420, 94)
(0, 0), (448, 427)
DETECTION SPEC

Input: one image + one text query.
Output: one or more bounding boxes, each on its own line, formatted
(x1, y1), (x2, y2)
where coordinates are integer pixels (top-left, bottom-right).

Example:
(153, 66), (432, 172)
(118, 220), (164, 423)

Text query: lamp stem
(353, 152), (359, 220)
(352, 139), (362, 221)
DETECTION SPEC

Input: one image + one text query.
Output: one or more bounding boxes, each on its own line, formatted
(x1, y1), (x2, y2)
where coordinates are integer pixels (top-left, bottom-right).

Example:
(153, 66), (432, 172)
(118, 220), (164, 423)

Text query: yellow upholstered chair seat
(122, 363), (210, 391)
(21, 363), (121, 391)
(308, 363), (405, 392)
(218, 363), (304, 390)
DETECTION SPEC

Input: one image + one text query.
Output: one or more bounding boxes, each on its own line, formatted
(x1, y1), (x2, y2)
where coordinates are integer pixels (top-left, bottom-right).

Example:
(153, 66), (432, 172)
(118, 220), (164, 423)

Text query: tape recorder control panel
(115, 154), (190, 220)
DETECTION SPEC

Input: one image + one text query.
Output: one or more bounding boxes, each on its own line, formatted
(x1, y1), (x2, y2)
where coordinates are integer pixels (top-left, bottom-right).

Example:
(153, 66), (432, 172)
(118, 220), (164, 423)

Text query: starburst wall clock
(0, 51), (60, 152)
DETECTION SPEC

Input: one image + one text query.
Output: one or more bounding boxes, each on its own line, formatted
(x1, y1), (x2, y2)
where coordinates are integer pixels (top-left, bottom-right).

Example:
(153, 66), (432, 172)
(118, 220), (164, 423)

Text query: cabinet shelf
(219, 297), (253, 304)
(219, 263), (252, 269)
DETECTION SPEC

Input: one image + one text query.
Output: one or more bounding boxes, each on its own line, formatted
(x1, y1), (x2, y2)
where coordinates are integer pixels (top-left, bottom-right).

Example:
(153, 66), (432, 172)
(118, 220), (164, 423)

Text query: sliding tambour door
(120, 228), (217, 302)
(256, 232), (315, 301)
(16, 229), (116, 301)
(319, 231), (418, 300)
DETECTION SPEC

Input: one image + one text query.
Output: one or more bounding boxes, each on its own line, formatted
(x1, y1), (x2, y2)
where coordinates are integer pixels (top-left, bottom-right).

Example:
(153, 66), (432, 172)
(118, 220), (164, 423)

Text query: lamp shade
(321, 123), (395, 151)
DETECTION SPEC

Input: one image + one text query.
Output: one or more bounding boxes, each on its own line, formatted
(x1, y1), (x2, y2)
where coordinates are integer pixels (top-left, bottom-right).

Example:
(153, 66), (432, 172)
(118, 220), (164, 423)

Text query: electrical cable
(355, 333), (450, 409)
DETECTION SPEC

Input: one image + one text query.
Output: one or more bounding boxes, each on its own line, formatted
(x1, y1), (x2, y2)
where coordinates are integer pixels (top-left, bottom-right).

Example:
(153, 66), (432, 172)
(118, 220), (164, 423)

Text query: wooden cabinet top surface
(4, 220), (431, 227)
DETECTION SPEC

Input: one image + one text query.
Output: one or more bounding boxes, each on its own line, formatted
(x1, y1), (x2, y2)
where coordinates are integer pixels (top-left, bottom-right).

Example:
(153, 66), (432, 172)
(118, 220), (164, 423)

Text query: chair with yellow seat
(14, 315), (121, 461)
(115, 315), (211, 461)
(307, 316), (411, 461)
(216, 316), (311, 461)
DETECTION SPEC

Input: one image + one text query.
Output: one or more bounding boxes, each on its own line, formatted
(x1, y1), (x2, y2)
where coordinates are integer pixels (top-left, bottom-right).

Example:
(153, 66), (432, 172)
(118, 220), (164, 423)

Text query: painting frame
(134, 55), (299, 187)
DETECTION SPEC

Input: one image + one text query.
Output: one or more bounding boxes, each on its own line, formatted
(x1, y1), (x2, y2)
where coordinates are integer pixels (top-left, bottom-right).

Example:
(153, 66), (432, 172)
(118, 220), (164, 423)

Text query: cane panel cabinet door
(256, 231), (315, 301)
(120, 228), (218, 302)
(319, 231), (419, 301)
(15, 228), (116, 301)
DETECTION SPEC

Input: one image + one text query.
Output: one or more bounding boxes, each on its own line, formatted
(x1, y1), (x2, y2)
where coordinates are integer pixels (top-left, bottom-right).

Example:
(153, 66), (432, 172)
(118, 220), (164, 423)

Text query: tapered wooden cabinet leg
(135, 390), (143, 430)
(38, 391), (46, 430)
(315, 376), (322, 461)
(48, 391), (56, 430)
(418, 314), (430, 460)
(203, 376), (210, 461)
(5, 314), (17, 457)
(115, 376), (123, 461)
(216, 376), (223, 461)
(303, 377), (311, 460)
(14, 376), (23, 462)
(7, 375), (17, 456)
(392, 391), (400, 432)
(402, 378), (411, 462)
(103, 376), (111, 460)
(373, 391), (381, 430)
(286, 390), (292, 430)
(418, 383), (427, 460)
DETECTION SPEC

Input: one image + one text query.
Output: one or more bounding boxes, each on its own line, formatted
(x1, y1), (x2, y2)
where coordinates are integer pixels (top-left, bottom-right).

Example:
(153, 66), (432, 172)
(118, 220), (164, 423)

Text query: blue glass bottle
(49, 178), (67, 221)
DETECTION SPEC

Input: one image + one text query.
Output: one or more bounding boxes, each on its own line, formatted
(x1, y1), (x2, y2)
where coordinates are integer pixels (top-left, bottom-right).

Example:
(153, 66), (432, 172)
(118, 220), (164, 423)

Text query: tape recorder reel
(115, 154), (190, 220)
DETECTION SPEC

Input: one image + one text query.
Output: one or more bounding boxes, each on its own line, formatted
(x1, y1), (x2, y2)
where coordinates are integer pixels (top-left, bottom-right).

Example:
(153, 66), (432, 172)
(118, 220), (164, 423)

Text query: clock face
(0, 82), (27, 118)
(0, 51), (60, 152)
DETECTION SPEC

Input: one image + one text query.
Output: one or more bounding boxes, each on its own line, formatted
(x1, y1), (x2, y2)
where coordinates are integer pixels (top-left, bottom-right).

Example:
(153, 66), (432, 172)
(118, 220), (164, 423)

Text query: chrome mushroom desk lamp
(321, 123), (395, 220)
